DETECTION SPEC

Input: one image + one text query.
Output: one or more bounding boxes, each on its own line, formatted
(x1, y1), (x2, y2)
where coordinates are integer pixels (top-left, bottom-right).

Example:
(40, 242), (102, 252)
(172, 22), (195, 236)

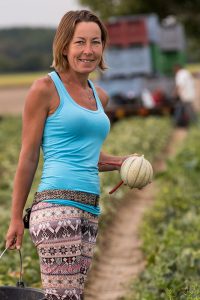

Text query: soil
(0, 87), (28, 115)
(84, 128), (188, 300)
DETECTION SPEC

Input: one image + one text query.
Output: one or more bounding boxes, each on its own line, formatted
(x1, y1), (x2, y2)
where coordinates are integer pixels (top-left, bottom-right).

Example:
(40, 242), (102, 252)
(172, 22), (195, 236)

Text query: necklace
(65, 79), (95, 102)
(86, 87), (94, 101)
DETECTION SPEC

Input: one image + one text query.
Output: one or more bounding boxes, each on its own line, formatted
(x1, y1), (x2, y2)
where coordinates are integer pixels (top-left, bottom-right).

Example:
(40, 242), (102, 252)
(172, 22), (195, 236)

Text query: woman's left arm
(98, 152), (126, 172)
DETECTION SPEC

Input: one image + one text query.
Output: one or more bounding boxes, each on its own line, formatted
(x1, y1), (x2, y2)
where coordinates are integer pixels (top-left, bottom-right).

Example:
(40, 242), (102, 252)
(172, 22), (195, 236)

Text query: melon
(120, 155), (153, 189)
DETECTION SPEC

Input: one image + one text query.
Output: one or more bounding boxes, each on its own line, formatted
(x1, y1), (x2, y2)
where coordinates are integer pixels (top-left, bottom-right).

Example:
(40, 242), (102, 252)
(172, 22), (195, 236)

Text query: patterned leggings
(29, 202), (98, 300)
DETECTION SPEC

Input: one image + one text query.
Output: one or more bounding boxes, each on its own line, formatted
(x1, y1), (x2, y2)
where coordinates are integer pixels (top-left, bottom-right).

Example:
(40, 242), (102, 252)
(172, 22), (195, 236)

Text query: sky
(0, 0), (88, 28)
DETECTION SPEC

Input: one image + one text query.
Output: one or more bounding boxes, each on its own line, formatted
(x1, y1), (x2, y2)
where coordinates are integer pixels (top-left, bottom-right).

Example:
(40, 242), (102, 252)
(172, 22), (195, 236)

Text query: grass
(0, 71), (48, 88)
(0, 70), (100, 88)
(186, 63), (200, 74)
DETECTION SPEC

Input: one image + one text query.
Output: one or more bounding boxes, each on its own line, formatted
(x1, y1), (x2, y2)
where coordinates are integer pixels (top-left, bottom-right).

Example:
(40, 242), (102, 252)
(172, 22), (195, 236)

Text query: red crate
(106, 19), (148, 47)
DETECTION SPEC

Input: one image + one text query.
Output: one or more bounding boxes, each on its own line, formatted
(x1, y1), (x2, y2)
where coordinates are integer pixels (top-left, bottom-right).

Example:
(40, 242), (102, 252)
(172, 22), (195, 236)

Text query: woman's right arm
(6, 77), (52, 250)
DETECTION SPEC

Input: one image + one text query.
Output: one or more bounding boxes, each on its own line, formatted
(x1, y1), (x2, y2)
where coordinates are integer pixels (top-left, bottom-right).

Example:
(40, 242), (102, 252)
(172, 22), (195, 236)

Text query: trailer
(98, 15), (187, 122)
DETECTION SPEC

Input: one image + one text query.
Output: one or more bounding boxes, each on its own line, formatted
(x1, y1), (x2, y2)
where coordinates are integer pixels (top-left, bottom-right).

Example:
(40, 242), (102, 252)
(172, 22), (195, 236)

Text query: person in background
(5, 10), (131, 300)
(173, 63), (197, 127)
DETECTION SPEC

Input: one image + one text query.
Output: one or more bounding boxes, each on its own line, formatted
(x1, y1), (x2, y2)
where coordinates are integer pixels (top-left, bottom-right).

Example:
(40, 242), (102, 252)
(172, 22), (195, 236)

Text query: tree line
(0, 0), (199, 75)
(0, 28), (55, 73)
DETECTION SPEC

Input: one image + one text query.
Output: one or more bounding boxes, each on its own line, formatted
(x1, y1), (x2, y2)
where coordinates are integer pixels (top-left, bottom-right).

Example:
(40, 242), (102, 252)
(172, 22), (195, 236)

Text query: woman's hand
(6, 219), (24, 250)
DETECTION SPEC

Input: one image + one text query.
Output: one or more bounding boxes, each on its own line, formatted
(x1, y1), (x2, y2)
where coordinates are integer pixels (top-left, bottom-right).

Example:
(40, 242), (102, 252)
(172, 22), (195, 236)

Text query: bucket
(0, 286), (45, 300)
(0, 247), (45, 300)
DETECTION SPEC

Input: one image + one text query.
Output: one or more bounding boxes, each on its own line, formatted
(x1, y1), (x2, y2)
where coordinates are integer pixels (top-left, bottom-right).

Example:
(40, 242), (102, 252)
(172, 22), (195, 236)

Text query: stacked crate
(106, 17), (148, 46)
(99, 15), (187, 119)
(104, 15), (186, 77)
(157, 17), (186, 75)
(145, 14), (162, 75)
(104, 14), (161, 78)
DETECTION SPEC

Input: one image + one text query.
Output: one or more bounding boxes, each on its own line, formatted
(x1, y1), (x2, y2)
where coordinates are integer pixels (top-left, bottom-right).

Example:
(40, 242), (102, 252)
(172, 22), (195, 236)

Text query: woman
(6, 10), (129, 300)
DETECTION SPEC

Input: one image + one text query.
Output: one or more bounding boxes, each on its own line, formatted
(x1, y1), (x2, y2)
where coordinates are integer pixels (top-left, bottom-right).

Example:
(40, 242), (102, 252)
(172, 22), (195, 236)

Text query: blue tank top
(37, 71), (110, 215)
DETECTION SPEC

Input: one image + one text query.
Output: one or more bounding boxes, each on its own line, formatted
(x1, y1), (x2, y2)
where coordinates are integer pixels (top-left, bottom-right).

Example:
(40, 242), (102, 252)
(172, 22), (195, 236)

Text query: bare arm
(6, 77), (52, 249)
(98, 151), (125, 172)
(95, 86), (133, 171)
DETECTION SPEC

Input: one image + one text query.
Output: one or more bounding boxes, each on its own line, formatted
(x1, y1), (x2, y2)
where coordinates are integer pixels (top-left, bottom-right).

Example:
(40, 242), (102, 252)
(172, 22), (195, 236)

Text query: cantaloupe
(120, 155), (153, 189)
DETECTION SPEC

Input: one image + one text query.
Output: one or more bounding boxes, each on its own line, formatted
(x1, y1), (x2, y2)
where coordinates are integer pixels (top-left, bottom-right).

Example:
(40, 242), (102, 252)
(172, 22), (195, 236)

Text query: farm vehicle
(97, 14), (186, 122)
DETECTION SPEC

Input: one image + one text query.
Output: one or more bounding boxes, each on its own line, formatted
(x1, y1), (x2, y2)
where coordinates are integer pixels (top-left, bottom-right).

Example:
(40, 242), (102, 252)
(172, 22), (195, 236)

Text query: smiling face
(63, 21), (103, 75)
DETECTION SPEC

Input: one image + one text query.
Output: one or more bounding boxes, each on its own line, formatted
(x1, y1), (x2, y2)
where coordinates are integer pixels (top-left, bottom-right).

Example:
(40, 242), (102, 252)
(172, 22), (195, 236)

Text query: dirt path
(0, 87), (28, 115)
(85, 128), (188, 300)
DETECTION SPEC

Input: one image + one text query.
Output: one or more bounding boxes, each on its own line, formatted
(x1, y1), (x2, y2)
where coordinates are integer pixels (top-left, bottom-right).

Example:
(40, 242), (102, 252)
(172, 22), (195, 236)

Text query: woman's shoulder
(30, 75), (54, 96)
(25, 75), (56, 111)
(95, 85), (109, 108)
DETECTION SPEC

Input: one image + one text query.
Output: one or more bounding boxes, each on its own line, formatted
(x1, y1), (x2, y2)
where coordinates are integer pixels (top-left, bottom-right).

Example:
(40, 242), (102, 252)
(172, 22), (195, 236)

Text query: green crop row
(99, 116), (173, 228)
(0, 116), (172, 287)
(125, 122), (200, 300)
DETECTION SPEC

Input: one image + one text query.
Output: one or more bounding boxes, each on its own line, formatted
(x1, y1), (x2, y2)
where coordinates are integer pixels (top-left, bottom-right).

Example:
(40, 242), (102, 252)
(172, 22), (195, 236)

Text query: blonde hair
(51, 10), (108, 72)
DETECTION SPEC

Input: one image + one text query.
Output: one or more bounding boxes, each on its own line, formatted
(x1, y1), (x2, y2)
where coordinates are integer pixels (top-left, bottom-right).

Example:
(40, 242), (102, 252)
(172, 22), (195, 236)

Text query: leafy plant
(125, 120), (200, 300)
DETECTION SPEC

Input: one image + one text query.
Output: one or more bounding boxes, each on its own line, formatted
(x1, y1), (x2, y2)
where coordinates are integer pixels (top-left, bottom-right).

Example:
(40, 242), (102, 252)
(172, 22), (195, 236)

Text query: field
(1, 69), (200, 116)
(0, 72), (46, 88)
(0, 87), (28, 115)
(0, 114), (172, 289)
(0, 70), (99, 88)
(0, 72), (44, 115)
(1, 112), (200, 299)
(125, 123), (200, 300)
(0, 64), (199, 88)
(0, 71), (99, 115)
(0, 73), (200, 299)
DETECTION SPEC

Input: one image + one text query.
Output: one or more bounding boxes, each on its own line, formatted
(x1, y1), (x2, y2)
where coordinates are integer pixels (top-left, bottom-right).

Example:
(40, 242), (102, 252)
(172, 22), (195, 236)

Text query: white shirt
(175, 69), (195, 102)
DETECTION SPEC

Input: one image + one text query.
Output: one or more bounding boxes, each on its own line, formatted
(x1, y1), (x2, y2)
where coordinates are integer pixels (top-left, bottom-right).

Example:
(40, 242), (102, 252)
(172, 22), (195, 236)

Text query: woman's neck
(58, 70), (90, 89)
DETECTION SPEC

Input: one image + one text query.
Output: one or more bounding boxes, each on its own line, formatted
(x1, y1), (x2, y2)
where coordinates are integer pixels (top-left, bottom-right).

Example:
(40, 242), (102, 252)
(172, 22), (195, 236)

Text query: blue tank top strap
(48, 71), (66, 102)
(88, 79), (104, 111)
